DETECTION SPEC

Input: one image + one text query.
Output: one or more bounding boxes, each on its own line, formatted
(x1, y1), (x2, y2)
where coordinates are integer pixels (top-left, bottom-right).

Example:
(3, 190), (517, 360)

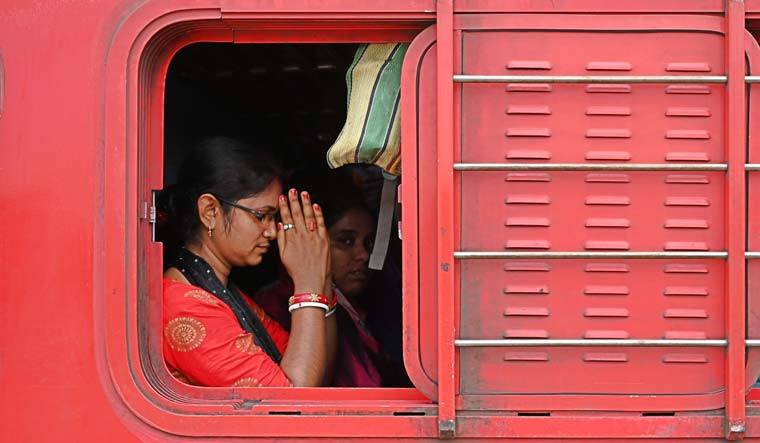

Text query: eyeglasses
(214, 196), (279, 225)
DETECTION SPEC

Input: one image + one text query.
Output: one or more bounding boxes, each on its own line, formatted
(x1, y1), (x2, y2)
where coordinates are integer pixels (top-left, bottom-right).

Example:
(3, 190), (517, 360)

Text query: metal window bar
(454, 75), (760, 84)
(455, 339), (728, 347)
(454, 251), (729, 259)
(455, 164), (760, 172)
(454, 252), (760, 259)
(455, 339), (760, 347)
(722, 4), (746, 435)
(452, 160), (760, 259)
(454, 75), (728, 84)
(454, 163), (728, 172)
(435, 0), (456, 438)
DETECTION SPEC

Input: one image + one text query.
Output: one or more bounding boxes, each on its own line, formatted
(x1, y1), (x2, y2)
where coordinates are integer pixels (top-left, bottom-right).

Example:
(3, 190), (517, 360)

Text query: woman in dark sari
(256, 170), (409, 387)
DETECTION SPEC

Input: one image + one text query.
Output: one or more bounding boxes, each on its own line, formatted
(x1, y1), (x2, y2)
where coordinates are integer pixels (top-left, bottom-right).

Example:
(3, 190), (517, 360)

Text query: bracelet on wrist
(325, 285), (339, 317)
(288, 301), (330, 313)
(288, 292), (329, 307)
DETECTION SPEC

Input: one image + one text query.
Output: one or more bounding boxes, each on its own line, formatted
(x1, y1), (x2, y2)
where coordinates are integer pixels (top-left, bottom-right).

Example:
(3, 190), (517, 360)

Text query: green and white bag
(326, 43), (408, 269)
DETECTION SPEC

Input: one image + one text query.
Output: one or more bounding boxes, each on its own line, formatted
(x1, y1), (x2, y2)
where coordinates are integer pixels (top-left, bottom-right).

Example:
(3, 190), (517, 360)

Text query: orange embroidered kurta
(162, 278), (292, 387)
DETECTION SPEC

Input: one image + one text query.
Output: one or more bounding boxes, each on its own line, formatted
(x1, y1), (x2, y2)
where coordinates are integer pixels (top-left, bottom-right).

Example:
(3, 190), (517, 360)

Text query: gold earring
(208, 225), (213, 238)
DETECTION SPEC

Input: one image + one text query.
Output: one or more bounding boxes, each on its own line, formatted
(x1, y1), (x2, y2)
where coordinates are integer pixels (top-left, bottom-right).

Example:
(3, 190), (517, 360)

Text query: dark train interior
(164, 43), (359, 185)
(162, 43), (407, 383)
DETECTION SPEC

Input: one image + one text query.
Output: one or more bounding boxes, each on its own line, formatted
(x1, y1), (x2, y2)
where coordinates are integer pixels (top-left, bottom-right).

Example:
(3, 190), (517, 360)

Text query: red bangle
(288, 293), (329, 307)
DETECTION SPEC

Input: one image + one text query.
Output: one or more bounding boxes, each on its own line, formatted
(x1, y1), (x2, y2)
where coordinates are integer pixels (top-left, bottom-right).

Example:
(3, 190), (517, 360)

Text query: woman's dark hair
(159, 136), (281, 245)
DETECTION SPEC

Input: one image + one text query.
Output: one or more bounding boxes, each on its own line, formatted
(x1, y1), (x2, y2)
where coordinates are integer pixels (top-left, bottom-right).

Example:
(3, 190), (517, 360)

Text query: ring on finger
(282, 223), (295, 232)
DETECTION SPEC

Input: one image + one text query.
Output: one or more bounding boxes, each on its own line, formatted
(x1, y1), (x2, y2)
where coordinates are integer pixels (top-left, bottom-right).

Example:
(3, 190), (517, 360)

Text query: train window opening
(156, 42), (414, 399)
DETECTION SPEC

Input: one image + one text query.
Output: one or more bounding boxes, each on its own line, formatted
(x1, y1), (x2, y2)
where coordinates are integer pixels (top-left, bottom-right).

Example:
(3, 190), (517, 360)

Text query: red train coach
(4, 0), (760, 440)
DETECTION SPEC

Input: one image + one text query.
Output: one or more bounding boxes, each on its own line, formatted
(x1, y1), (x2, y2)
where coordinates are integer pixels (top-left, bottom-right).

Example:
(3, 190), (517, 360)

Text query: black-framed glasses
(214, 196), (279, 225)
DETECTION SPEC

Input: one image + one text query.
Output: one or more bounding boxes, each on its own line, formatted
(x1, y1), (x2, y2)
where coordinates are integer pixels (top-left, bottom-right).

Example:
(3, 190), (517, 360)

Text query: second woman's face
(218, 181), (282, 268)
(329, 208), (375, 298)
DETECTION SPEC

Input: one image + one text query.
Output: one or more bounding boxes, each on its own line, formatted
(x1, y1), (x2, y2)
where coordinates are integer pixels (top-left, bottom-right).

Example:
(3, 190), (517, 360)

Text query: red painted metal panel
(747, 0), (760, 16)
(455, 0), (723, 13)
(458, 21), (729, 406)
(462, 171), (726, 252)
(461, 259), (726, 396)
(0, 0), (144, 441)
(219, 0), (435, 14)
(7, 0), (760, 439)
(3, 0), (440, 430)
(408, 13), (760, 414)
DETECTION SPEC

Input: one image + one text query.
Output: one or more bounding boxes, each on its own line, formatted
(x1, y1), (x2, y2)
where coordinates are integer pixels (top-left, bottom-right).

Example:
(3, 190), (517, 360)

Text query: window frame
(100, 1), (439, 438)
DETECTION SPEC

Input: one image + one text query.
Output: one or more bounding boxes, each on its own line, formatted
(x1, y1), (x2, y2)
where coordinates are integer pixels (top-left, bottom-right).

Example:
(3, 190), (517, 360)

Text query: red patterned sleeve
(163, 279), (293, 387)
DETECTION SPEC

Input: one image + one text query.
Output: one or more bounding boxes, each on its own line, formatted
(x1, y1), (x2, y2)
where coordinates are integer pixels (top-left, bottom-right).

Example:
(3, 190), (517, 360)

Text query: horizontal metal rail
(453, 75), (760, 84)
(454, 251), (728, 259)
(454, 163), (727, 172)
(454, 75), (727, 84)
(455, 163), (760, 171)
(458, 340), (760, 347)
(747, 252), (760, 259)
(455, 339), (728, 347)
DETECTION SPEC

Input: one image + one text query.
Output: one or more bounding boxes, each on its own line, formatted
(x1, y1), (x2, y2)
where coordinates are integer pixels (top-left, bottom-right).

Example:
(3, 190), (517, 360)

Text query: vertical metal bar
(436, 0), (456, 438)
(452, 25), (464, 421)
(725, 0), (747, 439)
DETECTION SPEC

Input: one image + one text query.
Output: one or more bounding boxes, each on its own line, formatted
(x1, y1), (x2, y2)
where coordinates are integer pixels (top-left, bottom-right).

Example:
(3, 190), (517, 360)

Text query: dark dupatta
(170, 248), (283, 364)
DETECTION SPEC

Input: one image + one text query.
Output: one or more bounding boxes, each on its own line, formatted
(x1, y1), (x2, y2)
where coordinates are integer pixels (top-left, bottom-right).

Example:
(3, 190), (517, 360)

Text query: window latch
(141, 192), (158, 242)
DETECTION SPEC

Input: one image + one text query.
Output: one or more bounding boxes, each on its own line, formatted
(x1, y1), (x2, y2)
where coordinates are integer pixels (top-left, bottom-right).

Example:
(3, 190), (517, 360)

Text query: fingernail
(309, 220), (315, 231)
(302, 191), (310, 200)
(277, 222), (283, 231)
(313, 203), (321, 212)
(279, 195), (286, 203)
(290, 188), (297, 197)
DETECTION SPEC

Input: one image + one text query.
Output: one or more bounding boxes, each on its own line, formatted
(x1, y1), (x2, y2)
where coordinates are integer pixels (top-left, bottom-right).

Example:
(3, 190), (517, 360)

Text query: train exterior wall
(3, 0), (760, 441)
